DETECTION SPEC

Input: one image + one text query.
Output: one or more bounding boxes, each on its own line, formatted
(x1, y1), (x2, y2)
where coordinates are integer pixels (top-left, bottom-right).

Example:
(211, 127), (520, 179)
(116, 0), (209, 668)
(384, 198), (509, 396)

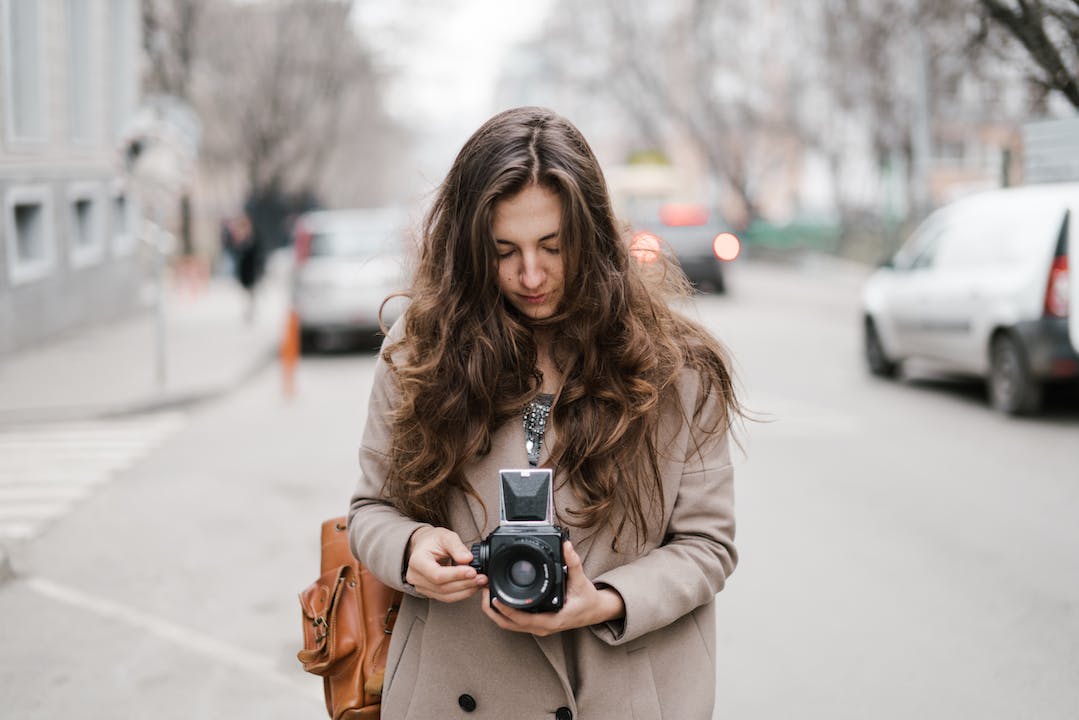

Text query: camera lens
(489, 538), (555, 609)
(509, 559), (537, 587)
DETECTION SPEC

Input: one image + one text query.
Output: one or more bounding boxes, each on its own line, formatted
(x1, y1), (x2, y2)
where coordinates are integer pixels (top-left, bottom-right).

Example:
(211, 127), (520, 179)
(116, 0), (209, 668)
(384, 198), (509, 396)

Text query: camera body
(470, 469), (568, 613)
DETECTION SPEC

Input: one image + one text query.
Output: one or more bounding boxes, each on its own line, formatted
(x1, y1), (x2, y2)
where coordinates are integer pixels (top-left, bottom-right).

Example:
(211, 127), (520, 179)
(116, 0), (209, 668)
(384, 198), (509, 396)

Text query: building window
(5, 185), (55, 285)
(109, 0), (138, 140)
(66, 0), (96, 143)
(68, 183), (105, 267)
(937, 141), (966, 163)
(2, 0), (48, 144)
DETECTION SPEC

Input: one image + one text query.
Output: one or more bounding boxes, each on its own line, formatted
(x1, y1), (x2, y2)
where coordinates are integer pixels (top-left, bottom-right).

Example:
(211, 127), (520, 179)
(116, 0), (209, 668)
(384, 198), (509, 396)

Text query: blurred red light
(294, 223), (312, 265)
(630, 231), (662, 263)
(660, 204), (708, 227)
(713, 232), (740, 261)
(1050, 358), (1078, 376)
(1044, 255), (1068, 318)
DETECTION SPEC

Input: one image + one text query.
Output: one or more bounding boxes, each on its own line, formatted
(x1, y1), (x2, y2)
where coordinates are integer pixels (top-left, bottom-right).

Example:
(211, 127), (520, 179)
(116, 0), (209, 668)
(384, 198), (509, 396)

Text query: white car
(291, 208), (411, 351)
(862, 183), (1079, 414)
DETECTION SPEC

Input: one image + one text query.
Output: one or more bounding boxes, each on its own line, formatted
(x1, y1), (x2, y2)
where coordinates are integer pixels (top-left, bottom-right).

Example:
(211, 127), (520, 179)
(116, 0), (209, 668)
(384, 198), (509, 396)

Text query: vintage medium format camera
(469, 469), (568, 613)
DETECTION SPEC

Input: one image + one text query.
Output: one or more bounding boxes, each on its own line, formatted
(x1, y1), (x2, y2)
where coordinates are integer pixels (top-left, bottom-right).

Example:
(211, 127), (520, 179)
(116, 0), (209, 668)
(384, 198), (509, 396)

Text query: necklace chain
(523, 395), (553, 466)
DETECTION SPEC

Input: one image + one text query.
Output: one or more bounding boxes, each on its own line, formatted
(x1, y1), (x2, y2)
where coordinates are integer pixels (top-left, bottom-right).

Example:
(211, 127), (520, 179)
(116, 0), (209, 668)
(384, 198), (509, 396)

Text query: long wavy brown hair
(382, 106), (741, 548)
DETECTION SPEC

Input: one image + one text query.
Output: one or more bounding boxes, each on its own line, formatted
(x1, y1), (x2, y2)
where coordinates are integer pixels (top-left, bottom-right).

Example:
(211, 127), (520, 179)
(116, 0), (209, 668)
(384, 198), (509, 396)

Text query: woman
(348, 106), (740, 719)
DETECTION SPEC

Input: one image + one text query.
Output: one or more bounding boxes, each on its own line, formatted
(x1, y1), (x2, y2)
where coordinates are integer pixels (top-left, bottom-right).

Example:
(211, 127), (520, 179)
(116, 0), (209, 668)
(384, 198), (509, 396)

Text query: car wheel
(988, 333), (1042, 415)
(864, 318), (898, 378)
(299, 328), (319, 355)
(713, 270), (727, 294)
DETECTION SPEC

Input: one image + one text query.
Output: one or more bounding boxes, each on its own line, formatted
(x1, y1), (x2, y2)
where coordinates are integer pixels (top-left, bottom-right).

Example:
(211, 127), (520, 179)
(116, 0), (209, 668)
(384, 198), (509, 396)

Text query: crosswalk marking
(0, 412), (186, 541)
(0, 486), (90, 500)
(0, 504), (67, 520)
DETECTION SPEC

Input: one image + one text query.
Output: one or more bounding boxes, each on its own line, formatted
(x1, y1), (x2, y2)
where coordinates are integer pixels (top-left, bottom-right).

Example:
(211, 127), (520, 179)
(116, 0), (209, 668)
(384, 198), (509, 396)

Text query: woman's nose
(520, 253), (545, 288)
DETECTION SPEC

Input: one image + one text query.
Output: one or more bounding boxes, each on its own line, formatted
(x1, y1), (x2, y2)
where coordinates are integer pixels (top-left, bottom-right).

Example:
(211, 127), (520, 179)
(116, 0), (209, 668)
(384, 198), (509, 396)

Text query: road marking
(24, 576), (322, 702)
(0, 486), (90, 501)
(1, 522), (35, 540)
(743, 393), (862, 438)
(0, 412), (186, 541)
(0, 503), (68, 520)
(0, 471), (111, 486)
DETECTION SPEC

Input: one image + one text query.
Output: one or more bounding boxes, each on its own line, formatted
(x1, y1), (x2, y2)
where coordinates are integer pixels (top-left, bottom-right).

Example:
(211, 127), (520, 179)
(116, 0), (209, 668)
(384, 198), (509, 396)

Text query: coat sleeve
(347, 331), (432, 595)
(589, 374), (737, 645)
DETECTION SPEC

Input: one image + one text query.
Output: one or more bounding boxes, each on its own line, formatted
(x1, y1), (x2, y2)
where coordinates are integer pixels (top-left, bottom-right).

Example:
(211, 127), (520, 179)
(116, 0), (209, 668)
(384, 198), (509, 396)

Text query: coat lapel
(533, 633), (573, 699)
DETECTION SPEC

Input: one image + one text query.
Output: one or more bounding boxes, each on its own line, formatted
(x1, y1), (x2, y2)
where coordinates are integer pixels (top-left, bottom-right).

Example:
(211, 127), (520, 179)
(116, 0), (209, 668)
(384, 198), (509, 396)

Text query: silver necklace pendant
(524, 396), (552, 466)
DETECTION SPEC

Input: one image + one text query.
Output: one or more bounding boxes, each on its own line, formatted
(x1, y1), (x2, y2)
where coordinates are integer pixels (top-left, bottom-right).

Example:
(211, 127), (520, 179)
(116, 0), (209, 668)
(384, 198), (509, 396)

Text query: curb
(0, 347), (278, 589)
(0, 346), (278, 428)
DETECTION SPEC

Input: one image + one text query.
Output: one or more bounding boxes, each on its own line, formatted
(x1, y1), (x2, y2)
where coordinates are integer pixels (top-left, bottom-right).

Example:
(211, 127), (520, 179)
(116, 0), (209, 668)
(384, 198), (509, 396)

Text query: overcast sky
(351, 0), (554, 199)
(353, 1), (553, 131)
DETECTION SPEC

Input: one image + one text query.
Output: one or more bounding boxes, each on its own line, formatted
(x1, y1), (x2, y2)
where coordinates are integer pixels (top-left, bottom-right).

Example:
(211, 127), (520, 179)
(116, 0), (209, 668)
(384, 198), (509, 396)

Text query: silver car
(629, 204), (739, 293)
(862, 183), (1079, 414)
(291, 208), (411, 350)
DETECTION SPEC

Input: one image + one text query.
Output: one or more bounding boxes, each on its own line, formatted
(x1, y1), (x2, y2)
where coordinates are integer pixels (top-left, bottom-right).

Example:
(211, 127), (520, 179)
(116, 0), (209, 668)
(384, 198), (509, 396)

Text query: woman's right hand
(405, 526), (483, 602)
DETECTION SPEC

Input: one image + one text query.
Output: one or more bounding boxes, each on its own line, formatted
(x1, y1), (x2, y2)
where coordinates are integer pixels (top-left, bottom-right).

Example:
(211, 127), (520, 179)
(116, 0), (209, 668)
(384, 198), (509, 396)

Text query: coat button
(555, 707), (573, 720)
(458, 694), (477, 712)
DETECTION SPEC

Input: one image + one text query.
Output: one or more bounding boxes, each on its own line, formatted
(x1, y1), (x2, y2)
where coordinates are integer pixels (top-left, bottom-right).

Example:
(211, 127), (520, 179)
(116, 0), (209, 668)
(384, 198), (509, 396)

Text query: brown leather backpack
(298, 517), (403, 719)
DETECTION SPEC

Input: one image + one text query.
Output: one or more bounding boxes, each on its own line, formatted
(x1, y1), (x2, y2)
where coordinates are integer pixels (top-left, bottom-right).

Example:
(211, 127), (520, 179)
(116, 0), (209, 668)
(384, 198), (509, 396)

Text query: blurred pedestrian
(348, 107), (742, 719)
(220, 214), (262, 323)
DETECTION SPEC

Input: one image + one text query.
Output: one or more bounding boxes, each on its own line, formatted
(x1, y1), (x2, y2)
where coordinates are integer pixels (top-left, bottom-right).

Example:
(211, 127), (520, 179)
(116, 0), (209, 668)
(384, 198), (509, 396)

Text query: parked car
(630, 204), (740, 293)
(291, 208), (410, 351)
(862, 183), (1079, 414)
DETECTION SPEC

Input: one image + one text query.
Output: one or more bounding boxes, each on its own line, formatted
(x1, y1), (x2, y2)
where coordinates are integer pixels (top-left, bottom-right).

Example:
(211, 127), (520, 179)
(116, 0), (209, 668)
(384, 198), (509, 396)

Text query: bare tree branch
(978, 0), (1079, 109)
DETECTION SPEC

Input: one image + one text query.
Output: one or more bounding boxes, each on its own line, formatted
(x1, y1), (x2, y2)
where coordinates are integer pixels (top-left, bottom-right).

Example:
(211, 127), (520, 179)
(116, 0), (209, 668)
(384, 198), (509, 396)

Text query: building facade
(0, 0), (142, 355)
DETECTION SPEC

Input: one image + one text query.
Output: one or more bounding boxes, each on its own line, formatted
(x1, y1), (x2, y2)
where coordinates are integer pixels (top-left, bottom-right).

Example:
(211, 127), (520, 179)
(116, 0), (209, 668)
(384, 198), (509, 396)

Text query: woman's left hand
(479, 540), (625, 637)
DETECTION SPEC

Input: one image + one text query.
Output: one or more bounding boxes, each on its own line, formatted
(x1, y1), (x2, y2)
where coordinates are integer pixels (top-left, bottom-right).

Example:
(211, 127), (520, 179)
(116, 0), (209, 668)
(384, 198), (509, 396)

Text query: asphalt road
(706, 260), (1079, 719)
(0, 259), (1076, 719)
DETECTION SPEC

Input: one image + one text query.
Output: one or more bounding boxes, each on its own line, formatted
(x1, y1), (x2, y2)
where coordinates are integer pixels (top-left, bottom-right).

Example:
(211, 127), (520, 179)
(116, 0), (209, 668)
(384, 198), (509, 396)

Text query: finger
(413, 528), (473, 567)
(430, 577), (483, 596)
(448, 543), (476, 566)
(490, 599), (555, 636)
(564, 540), (581, 569)
(432, 531), (475, 566)
(414, 576), (480, 601)
(562, 542), (589, 590)
(411, 561), (476, 586)
(490, 598), (525, 623)
(479, 589), (506, 624)
(482, 600), (523, 632)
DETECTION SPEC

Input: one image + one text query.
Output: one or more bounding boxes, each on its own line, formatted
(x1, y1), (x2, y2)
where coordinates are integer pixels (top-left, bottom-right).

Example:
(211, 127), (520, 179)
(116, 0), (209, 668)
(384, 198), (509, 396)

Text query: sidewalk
(0, 261), (290, 585)
(0, 264), (289, 426)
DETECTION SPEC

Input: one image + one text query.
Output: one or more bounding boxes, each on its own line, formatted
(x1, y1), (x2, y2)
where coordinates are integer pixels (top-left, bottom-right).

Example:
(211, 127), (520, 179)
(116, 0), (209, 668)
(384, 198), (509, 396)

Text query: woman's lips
(520, 293), (548, 305)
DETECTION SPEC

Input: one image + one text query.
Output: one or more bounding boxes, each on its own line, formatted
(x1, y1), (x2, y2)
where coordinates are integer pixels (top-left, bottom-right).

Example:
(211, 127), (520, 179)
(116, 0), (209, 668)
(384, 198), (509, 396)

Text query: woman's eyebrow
(494, 231), (560, 244)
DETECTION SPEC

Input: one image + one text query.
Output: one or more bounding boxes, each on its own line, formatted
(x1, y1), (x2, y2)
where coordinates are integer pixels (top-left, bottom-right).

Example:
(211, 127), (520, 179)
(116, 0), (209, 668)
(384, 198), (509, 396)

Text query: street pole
(120, 95), (201, 395)
(142, 218), (171, 393)
(153, 222), (168, 391)
(910, 25), (933, 218)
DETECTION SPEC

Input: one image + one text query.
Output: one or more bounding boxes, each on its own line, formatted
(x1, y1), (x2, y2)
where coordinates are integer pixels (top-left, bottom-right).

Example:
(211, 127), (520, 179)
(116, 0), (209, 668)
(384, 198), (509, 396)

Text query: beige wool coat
(348, 339), (737, 720)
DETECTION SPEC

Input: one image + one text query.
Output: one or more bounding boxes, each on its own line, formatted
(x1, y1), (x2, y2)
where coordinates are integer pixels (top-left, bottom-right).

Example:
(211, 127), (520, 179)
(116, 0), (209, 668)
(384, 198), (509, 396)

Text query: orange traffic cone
(281, 309), (301, 398)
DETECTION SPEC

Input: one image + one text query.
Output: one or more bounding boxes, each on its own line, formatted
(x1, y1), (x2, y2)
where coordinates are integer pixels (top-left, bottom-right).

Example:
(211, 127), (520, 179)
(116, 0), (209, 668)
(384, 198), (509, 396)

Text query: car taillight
(1044, 254), (1069, 318)
(713, 232), (740, 261)
(295, 226), (312, 265)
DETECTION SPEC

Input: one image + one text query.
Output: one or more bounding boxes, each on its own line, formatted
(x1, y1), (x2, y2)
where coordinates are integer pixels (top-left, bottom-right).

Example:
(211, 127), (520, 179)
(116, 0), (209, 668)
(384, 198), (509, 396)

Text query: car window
(310, 227), (395, 258)
(934, 201), (1004, 269)
(894, 213), (948, 271)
